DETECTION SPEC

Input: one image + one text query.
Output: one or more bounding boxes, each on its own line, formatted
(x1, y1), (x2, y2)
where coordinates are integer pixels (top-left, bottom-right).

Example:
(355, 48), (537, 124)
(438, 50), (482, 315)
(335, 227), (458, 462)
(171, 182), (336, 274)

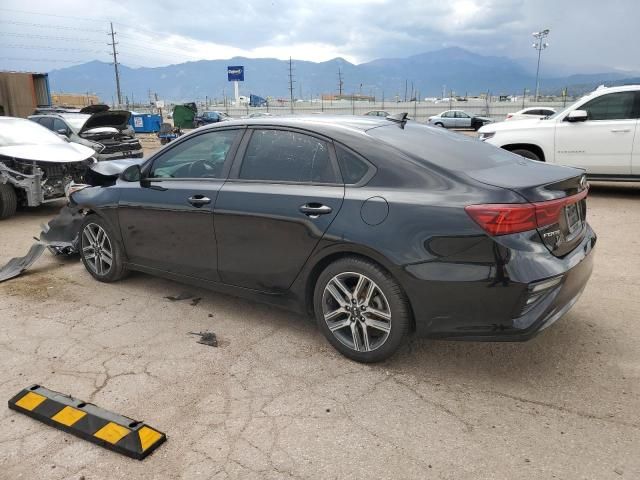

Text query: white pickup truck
(478, 85), (640, 181)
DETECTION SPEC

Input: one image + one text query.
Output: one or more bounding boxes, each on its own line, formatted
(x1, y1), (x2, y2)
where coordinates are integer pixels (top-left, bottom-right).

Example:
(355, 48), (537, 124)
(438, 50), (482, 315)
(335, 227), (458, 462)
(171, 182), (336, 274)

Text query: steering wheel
(186, 159), (220, 178)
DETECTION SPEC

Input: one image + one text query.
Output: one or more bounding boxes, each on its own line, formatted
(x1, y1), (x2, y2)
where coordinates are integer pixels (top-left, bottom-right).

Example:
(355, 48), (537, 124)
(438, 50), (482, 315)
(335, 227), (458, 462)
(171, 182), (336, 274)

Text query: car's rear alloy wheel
(82, 223), (113, 276)
(323, 272), (392, 353)
(314, 257), (410, 362)
(79, 215), (128, 282)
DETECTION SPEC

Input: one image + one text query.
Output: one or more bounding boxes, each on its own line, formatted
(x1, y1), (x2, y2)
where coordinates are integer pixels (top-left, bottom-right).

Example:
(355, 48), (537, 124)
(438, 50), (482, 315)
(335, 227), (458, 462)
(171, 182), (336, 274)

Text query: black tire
(511, 148), (542, 161)
(79, 214), (128, 282)
(434, 122), (444, 128)
(0, 183), (17, 219)
(313, 257), (411, 363)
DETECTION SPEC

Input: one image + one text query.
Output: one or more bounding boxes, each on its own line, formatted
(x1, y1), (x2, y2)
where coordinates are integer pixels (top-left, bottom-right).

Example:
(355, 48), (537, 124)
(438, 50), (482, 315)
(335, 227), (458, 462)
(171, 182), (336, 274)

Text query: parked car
(0, 117), (95, 219)
(478, 85), (640, 180)
(427, 110), (492, 130)
(69, 115), (595, 362)
(242, 112), (274, 119)
(505, 107), (556, 121)
(29, 109), (143, 161)
(194, 111), (230, 127)
(364, 110), (390, 117)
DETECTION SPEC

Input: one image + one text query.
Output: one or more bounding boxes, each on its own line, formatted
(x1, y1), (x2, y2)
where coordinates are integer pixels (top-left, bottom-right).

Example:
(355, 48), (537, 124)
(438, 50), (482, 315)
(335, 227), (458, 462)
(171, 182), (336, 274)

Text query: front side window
(455, 112), (470, 118)
(442, 112), (454, 118)
(38, 117), (54, 130)
(150, 129), (239, 179)
(239, 129), (336, 183)
(580, 92), (637, 120)
(52, 118), (68, 133)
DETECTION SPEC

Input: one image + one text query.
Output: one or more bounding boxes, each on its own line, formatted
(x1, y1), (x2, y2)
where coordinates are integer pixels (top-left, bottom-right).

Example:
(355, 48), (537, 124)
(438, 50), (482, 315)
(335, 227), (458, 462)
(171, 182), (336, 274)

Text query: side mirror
(57, 128), (69, 136)
(565, 110), (588, 122)
(121, 164), (141, 182)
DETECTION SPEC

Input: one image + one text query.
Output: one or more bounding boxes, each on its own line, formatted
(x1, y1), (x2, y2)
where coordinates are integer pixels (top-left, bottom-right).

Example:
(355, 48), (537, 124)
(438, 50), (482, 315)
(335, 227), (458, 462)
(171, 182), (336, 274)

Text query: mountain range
(47, 47), (639, 103)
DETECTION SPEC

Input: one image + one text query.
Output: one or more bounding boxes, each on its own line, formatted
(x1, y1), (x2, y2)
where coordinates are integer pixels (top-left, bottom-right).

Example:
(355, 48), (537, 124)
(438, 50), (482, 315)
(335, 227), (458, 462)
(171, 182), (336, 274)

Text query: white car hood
(82, 126), (119, 135)
(480, 118), (550, 132)
(0, 142), (95, 163)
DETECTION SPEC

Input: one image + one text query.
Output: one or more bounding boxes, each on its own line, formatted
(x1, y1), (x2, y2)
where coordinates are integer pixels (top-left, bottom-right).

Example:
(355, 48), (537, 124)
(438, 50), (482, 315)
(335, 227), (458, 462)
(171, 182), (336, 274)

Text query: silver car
(0, 117), (95, 219)
(427, 110), (492, 130)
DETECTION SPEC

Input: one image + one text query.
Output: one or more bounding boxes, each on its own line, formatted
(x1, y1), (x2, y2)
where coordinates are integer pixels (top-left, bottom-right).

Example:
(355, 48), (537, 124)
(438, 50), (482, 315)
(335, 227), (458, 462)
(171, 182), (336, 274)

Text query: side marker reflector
(8, 385), (166, 460)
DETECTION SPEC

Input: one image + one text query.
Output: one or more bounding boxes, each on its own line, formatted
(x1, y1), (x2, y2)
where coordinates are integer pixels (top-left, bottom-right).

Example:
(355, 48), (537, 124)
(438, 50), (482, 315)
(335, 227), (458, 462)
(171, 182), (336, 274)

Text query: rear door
(555, 91), (638, 174)
(117, 128), (243, 281)
(215, 127), (344, 292)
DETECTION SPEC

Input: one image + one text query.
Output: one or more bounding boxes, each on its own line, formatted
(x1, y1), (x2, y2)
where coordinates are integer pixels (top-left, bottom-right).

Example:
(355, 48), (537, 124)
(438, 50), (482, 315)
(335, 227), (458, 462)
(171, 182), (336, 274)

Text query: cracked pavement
(0, 182), (639, 479)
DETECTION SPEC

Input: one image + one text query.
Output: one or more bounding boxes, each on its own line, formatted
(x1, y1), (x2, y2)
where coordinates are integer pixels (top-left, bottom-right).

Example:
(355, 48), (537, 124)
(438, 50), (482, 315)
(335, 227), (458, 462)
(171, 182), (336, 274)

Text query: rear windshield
(367, 122), (516, 172)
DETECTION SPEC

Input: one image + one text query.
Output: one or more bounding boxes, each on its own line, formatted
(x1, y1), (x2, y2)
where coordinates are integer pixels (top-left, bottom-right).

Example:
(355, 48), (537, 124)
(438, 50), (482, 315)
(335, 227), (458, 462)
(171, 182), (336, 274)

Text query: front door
(555, 91), (638, 175)
(215, 128), (345, 292)
(455, 111), (471, 128)
(118, 128), (242, 281)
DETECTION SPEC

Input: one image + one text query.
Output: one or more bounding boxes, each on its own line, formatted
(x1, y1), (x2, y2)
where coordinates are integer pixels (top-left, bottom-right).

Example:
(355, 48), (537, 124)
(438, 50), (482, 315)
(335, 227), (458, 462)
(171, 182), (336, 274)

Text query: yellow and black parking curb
(8, 385), (166, 460)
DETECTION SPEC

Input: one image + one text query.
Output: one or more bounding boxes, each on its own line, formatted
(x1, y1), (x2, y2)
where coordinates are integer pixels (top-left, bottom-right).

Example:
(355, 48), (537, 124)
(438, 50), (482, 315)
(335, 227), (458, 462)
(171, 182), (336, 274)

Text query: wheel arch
(302, 246), (416, 332)
(500, 143), (546, 161)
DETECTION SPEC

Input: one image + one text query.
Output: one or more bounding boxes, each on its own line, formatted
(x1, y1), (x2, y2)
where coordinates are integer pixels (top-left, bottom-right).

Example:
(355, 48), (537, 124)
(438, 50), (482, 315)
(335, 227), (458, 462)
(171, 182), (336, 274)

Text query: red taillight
(465, 189), (588, 236)
(506, 114), (513, 119)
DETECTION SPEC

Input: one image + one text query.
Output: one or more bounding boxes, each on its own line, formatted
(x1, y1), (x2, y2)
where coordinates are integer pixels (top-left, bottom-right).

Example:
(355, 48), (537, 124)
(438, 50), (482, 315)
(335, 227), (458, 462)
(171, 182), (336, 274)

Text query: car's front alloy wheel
(79, 215), (128, 282)
(82, 223), (113, 276)
(322, 272), (392, 353)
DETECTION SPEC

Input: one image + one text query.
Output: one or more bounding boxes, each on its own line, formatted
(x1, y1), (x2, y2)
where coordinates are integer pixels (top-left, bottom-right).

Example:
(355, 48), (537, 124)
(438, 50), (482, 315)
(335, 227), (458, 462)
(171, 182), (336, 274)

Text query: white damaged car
(0, 117), (95, 219)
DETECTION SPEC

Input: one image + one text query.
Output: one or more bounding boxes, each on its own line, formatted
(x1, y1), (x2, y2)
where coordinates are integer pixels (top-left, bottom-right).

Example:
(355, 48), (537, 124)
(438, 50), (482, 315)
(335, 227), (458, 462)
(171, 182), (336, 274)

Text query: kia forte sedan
(70, 115), (596, 362)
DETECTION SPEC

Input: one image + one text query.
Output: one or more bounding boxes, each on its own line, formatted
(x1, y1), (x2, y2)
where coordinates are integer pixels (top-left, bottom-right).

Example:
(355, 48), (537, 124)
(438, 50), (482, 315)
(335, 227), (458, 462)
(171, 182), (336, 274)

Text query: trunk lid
(466, 160), (589, 257)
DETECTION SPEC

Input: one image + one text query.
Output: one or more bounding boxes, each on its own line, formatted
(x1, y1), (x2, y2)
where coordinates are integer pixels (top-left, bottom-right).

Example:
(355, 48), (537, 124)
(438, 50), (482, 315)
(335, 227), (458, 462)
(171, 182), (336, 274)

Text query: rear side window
(239, 129), (336, 183)
(581, 92), (637, 120)
(336, 145), (371, 184)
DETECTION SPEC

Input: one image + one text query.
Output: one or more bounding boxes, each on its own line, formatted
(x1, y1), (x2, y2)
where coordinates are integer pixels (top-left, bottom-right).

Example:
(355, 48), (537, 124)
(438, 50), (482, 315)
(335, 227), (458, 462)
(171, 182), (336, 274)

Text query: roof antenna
(386, 112), (408, 128)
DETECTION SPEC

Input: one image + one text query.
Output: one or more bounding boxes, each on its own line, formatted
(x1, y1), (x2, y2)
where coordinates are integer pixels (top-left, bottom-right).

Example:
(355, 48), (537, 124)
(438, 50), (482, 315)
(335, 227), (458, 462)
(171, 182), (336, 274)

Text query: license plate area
(565, 202), (581, 234)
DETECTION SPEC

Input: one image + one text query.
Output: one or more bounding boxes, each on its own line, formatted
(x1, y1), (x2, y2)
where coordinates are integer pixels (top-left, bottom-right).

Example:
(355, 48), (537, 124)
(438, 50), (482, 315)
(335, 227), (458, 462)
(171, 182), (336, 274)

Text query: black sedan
(70, 115), (595, 362)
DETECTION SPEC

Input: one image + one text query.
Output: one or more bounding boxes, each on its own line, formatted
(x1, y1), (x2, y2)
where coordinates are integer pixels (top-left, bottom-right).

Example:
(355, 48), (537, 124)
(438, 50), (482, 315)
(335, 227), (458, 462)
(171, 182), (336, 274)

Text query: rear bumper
(406, 224), (596, 340)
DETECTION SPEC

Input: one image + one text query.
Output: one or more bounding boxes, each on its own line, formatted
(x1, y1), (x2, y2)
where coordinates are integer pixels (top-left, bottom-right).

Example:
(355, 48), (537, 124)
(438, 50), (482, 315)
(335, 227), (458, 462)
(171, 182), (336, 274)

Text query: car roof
(202, 115), (391, 138)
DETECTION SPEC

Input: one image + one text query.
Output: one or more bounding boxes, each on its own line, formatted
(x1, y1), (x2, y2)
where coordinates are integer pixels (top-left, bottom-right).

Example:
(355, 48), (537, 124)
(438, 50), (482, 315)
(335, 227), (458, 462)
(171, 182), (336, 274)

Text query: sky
(0, 0), (639, 74)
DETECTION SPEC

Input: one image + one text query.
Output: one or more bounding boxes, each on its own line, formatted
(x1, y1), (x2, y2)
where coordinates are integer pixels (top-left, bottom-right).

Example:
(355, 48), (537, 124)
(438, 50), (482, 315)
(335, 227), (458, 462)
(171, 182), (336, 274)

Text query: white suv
(478, 85), (640, 180)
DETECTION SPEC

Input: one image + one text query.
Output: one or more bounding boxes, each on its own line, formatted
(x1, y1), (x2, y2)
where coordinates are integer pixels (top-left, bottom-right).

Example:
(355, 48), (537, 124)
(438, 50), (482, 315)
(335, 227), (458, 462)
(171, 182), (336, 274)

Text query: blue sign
(227, 66), (244, 82)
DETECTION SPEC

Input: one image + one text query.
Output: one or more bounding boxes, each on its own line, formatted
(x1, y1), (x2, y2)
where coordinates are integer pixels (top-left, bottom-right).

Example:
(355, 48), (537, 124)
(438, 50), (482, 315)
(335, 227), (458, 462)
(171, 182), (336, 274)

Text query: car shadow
(587, 181), (640, 198)
(386, 314), (603, 388)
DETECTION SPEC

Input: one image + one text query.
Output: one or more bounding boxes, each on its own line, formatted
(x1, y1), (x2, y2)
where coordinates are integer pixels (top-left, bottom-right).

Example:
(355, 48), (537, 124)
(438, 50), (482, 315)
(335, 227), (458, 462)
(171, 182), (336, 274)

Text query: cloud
(0, 0), (638, 73)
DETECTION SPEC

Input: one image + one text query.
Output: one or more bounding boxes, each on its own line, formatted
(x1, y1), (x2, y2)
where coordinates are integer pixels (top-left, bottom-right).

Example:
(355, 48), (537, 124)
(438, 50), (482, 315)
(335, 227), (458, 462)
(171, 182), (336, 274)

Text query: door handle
(299, 203), (332, 218)
(188, 195), (211, 207)
(611, 129), (631, 133)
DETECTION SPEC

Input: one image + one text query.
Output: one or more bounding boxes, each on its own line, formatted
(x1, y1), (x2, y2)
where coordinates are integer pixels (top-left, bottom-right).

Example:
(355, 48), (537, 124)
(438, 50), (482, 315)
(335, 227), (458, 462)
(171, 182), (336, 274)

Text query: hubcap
(322, 272), (392, 353)
(81, 223), (113, 276)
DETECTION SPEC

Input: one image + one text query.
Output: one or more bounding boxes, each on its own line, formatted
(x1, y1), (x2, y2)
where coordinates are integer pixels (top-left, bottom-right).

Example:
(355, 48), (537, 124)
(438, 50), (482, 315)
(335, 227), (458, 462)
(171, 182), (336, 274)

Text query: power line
(0, 7), (106, 23)
(0, 32), (105, 43)
(3, 44), (106, 54)
(0, 20), (101, 32)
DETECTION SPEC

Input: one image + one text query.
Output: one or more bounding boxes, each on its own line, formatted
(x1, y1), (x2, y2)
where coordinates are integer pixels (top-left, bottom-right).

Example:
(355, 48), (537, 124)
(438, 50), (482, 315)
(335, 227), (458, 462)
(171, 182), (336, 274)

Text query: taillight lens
(465, 189), (588, 236)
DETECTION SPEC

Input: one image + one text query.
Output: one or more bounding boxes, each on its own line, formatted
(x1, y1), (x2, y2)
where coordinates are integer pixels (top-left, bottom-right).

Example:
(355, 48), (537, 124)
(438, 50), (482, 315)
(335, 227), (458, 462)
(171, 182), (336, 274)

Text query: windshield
(0, 118), (66, 146)
(60, 114), (90, 131)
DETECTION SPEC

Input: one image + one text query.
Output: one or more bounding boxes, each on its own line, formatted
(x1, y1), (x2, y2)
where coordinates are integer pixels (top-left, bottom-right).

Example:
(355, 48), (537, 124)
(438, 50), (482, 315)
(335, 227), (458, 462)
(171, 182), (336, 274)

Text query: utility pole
(404, 79), (408, 102)
(108, 22), (122, 106)
(338, 68), (343, 96)
(288, 57), (295, 113)
(532, 29), (550, 101)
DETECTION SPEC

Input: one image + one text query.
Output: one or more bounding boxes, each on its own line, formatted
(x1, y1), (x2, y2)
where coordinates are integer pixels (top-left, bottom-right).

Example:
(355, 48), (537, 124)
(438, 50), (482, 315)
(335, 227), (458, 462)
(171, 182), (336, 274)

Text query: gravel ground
(0, 178), (638, 480)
